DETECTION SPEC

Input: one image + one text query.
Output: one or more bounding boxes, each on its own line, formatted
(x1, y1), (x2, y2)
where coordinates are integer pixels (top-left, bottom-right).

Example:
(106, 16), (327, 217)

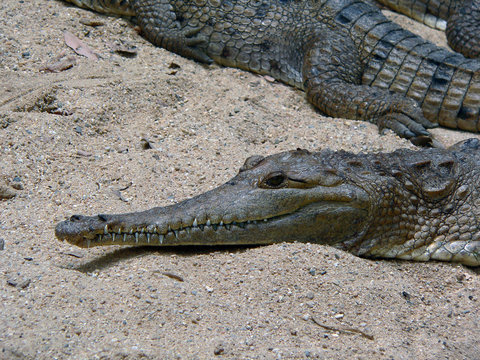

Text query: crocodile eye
(261, 172), (288, 189)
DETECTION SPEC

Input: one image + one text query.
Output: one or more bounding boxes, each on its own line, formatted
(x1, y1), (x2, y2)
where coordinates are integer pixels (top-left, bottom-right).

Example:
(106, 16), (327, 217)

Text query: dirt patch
(1, 1), (479, 358)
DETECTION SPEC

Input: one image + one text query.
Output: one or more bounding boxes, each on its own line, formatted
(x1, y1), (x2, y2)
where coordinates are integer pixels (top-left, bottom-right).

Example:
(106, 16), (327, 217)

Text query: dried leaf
(64, 31), (99, 61)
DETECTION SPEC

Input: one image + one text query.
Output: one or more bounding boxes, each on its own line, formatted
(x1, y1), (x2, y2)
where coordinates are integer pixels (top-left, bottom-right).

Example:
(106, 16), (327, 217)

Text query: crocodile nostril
(70, 215), (83, 221)
(98, 214), (109, 222)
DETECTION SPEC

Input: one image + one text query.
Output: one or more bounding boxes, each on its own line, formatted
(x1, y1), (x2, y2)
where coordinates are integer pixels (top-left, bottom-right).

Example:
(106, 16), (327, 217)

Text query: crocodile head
(55, 148), (372, 248)
(55, 139), (480, 266)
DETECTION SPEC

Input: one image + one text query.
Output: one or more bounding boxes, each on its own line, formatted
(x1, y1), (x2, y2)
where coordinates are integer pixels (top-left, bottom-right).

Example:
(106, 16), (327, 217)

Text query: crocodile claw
(182, 27), (212, 63)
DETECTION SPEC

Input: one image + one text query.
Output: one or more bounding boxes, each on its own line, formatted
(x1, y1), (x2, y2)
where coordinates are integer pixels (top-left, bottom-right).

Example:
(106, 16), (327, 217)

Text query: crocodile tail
(446, 0), (480, 59)
(374, 0), (447, 30)
(365, 40), (480, 132)
(333, 0), (480, 132)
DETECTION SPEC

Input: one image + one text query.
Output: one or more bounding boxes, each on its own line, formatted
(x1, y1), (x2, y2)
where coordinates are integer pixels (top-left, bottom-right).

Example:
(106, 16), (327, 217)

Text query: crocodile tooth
(206, 219), (211, 226)
(168, 225), (172, 232)
(159, 234), (164, 244)
(104, 225), (108, 234)
(219, 221), (224, 226)
(112, 233), (116, 242)
(174, 230), (179, 238)
(192, 218), (198, 227)
(264, 219), (268, 222)
(225, 224), (231, 231)
(135, 232), (139, 243)
(130, 229), (134, 234)
(147, 233), (151, 243)
(117, 228), (122, 235)
(98, 234), (103, 242)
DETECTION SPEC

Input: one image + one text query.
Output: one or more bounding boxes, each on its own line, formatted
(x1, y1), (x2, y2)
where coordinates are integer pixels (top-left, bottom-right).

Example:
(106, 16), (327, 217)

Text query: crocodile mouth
(57, 199), (368, 248)
(84, 217), (274, 248)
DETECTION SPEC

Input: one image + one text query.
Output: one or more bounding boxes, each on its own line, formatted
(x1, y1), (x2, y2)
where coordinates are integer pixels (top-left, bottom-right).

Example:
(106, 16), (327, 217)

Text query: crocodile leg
(302, 30), (435, 142)
(132, 0), (213, 63)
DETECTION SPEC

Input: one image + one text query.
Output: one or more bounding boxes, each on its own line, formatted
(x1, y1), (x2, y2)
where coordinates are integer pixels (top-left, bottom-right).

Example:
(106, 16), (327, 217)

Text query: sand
(1, 0), (479, 358)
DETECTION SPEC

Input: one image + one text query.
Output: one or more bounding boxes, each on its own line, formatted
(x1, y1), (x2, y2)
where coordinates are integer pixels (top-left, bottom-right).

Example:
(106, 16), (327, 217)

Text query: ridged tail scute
(370, 28), (480, 132)
(336, 0), (480, 132)
(445, 0), (480, 59)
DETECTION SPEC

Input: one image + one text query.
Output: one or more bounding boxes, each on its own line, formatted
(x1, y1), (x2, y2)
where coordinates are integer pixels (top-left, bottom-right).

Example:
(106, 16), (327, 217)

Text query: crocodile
(374, 0), (480, 58)
(56, 138), (480, 266)
(62, 0), (480, 145)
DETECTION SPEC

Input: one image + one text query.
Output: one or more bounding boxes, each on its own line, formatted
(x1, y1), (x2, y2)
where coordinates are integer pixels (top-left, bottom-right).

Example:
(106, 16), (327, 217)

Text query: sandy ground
(1, 0), (480, 358)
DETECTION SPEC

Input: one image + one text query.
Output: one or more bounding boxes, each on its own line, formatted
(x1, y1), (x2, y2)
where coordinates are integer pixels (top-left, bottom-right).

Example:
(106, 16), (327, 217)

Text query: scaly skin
(56, 139), (480, 266)
(375, 0), (480, 58)
(62, 0), (480, 144)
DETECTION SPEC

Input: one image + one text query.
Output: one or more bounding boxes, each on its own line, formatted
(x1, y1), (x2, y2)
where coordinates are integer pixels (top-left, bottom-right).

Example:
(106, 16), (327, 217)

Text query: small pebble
(0, 186), (16, 199)
(7, 275), (31, 289)
(140, 138), (153, 150)
(213, 343), (225, 355)
(402, 291), (411, 301)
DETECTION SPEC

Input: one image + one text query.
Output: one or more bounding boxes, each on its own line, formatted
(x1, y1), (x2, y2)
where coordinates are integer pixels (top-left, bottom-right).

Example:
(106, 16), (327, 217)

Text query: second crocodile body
(64, 0), (480, 143)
